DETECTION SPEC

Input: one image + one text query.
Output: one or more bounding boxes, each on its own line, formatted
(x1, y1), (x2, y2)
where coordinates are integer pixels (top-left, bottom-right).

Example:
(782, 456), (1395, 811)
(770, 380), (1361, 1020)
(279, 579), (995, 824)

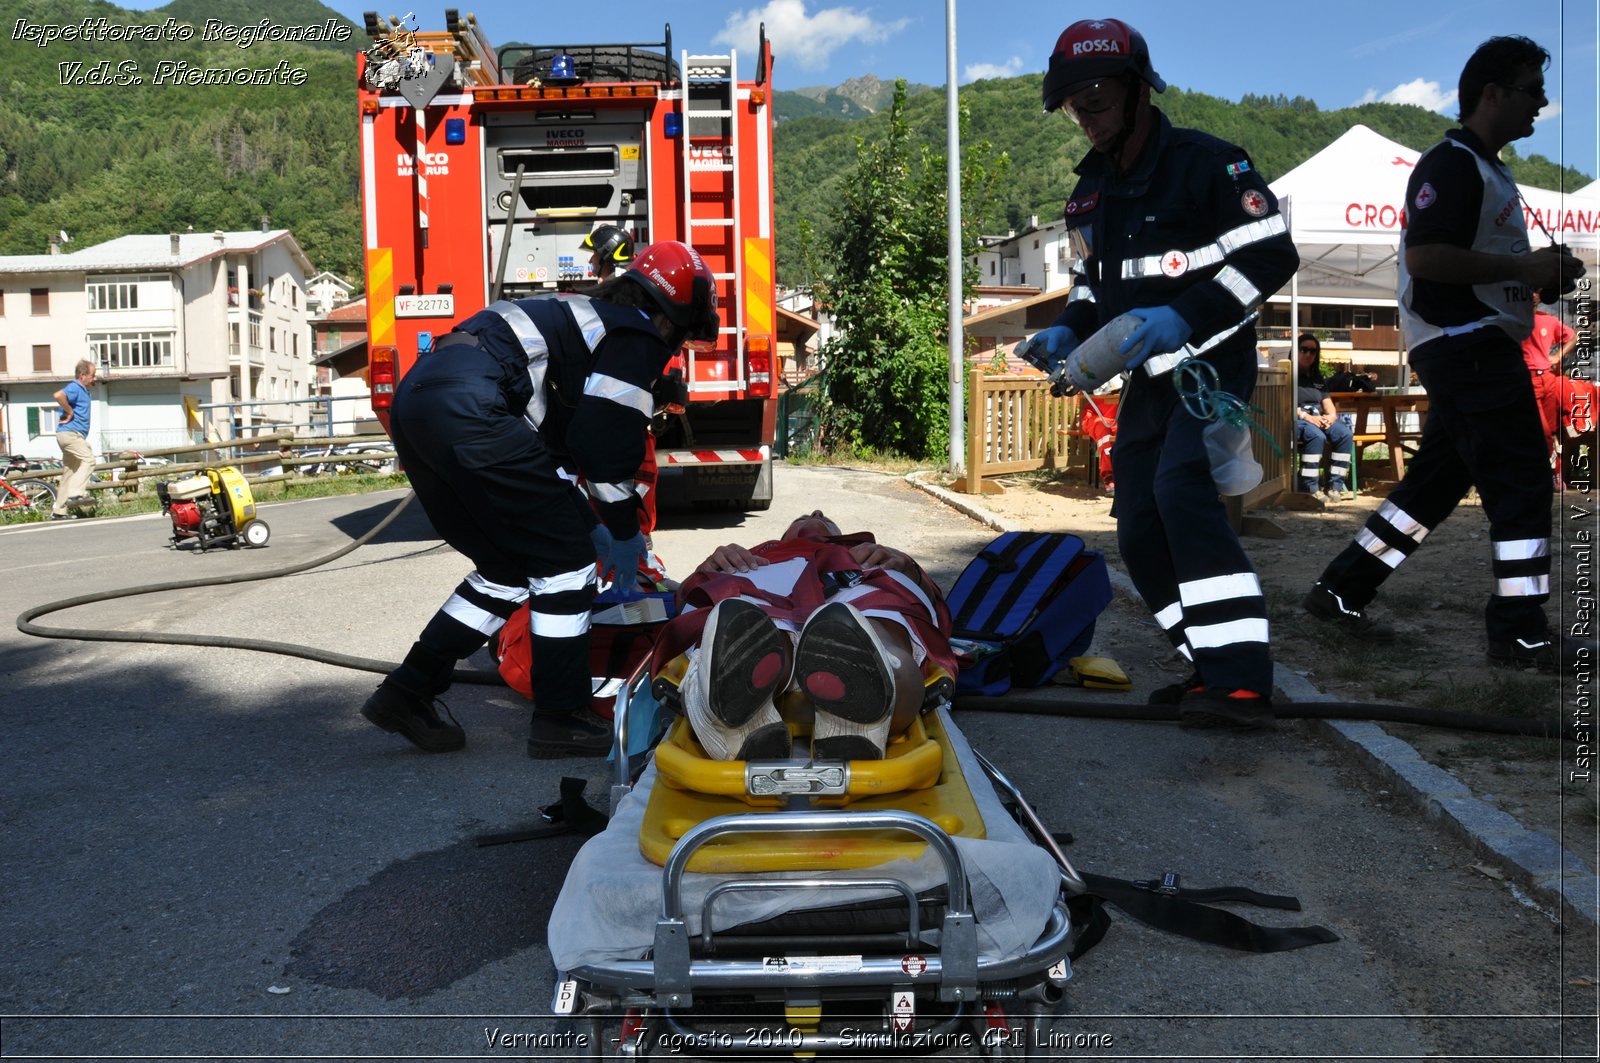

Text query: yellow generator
(155, 466), (270, 551)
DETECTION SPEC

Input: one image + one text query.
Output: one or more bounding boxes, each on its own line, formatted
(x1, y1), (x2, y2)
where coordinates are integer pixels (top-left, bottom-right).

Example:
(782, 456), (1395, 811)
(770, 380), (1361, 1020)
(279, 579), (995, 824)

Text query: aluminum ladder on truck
(678, 50), (744, 391)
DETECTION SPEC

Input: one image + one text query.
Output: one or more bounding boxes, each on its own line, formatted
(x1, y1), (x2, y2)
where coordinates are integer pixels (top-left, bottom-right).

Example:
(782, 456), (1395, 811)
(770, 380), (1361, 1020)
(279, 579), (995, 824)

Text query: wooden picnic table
(1328, 390), (1429, 481)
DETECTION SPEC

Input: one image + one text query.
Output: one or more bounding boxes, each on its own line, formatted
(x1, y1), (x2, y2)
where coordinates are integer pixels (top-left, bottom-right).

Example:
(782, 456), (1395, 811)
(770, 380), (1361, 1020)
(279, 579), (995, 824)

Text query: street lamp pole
(945, 0), (964, 470)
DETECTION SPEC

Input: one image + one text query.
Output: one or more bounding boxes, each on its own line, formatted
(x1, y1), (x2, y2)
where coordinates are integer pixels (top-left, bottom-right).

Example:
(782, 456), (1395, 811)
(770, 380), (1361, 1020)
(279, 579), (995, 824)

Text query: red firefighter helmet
(1043, 18), (1165, 113)
(620, 240), (720, 350)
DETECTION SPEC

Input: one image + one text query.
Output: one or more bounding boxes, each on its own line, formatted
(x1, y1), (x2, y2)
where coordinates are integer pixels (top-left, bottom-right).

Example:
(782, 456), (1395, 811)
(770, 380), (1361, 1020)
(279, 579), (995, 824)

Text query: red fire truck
(357, 11), (779, 509)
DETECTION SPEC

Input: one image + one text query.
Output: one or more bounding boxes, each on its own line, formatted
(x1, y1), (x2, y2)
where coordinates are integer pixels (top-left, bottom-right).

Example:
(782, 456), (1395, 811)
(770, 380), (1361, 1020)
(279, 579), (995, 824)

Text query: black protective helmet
(582, 224), (634, 270)
(1043, 18), (1165, 113)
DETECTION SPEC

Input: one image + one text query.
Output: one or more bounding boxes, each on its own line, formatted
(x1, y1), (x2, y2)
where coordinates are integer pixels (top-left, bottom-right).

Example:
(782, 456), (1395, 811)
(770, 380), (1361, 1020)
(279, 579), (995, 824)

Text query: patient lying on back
(654, 511), (956, 760)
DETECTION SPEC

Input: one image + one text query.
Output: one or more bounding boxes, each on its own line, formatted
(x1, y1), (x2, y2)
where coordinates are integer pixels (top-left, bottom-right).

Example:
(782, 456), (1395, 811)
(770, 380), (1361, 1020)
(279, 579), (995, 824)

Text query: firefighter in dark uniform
(583, 224), (634, 281)
(360, 241), (719, 757)
(1304, 36), (1582, 672)
(1022, 18), (1299, 729)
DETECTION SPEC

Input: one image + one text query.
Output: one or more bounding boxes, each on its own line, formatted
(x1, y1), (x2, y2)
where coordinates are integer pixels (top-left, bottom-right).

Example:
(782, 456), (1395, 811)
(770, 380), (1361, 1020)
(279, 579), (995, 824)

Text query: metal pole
(945, 0), (964, 470)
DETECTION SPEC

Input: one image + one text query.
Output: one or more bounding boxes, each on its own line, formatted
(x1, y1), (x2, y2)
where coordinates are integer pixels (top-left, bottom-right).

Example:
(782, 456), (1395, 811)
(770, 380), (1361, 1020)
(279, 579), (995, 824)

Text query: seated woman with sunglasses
(1294, 334), (1356, 501)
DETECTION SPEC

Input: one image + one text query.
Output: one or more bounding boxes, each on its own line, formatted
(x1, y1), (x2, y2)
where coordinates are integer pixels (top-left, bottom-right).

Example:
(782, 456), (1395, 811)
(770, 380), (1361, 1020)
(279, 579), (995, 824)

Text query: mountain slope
(0, 4), (1588, 291)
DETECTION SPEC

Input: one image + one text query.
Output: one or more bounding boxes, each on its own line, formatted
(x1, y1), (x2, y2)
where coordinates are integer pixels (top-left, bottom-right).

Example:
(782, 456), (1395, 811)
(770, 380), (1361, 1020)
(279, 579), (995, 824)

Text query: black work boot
(1148, 672), (1201, 706)
(1177, 687), (1275, 732)
(1486, 634), (1557, 674)
(1303, 582), (1395, 642)
(360, 680), (465, 752)
(528, 710), (614, 759)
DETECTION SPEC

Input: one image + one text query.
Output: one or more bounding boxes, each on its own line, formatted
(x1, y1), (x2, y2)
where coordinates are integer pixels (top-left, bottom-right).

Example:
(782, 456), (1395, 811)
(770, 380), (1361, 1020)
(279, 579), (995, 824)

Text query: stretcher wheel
(243, 520), (270, 547)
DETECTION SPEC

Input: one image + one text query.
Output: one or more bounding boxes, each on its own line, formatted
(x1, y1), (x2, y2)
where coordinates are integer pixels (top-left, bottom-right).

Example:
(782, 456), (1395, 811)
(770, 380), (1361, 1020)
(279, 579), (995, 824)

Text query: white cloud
(1355, 78), (1457, 114)
(713, 1), (911, 72)
(1356, 82), (1563, 127)
(963, 57), (1024, 83)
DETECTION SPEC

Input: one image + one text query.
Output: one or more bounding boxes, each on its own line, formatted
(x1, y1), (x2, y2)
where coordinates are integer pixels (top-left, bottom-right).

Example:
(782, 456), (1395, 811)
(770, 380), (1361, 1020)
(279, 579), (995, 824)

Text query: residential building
(306, 270), (357, 317)
(310, 298), (378, 433)
(0, 229), (316, 458)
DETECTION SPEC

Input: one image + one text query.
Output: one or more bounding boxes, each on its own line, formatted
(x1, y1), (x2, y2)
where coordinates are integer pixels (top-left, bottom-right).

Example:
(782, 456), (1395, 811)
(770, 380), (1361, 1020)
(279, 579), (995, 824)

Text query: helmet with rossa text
(1043, 18), (1165, 113)
(620, 241), (720, 350)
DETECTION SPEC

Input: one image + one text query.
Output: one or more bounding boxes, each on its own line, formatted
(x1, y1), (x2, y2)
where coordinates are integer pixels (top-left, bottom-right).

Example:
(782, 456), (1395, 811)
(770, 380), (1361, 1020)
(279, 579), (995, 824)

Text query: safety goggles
(1060, 79), (1121, 120)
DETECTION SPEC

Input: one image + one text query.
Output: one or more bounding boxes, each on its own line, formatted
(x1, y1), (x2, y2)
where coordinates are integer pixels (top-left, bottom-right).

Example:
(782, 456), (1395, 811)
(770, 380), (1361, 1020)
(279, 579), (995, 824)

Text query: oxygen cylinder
(1058, 313), (1145, 393)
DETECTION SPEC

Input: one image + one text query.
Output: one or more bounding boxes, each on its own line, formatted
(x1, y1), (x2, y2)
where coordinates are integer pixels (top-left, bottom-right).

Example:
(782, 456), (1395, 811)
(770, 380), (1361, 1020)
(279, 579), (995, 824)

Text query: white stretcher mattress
(548, 708), (1063, 971)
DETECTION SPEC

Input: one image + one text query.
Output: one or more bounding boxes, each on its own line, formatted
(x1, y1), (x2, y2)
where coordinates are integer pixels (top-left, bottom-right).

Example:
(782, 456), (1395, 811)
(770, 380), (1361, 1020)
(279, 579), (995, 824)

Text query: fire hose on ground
(13, 489), (1580, 741)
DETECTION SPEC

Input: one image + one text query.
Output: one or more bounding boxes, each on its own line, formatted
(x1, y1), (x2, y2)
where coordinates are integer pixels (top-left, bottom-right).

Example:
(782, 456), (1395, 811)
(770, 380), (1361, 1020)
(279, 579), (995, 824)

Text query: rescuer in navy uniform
(361, 241), (719, 757)
(1303, 36), (1583, 671)
(1021, 18), (1299, 729)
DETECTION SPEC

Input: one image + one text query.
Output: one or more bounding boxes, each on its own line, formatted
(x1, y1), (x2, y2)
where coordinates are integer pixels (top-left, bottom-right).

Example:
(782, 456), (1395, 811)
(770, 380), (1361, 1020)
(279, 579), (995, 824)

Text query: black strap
(475, 776), (610, 847)
(1068, 871), (1339, 958)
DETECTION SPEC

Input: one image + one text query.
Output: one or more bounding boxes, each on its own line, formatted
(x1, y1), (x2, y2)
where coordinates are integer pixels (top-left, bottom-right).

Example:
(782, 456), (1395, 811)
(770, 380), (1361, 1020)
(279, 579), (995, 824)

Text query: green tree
(812, 81), (1007, 461)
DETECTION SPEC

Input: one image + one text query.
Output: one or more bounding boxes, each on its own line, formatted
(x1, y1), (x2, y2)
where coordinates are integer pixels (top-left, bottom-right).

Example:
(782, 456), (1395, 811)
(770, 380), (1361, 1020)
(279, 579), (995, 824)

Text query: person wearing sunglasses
(1024, 18), (1299, 731)
(1293, 335), (1356, 501)
(1305, 36), (1585, 673)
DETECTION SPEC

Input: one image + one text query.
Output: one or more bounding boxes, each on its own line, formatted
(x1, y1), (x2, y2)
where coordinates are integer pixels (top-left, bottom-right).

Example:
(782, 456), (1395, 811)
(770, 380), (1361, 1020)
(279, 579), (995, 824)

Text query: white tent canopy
(1270, 123), (1600, 305)
(1270, 124), (1416, 305)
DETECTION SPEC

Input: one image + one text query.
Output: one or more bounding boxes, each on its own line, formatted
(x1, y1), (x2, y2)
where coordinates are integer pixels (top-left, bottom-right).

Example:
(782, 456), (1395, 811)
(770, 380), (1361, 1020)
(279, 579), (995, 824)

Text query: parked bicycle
(1, 473), (57, 520)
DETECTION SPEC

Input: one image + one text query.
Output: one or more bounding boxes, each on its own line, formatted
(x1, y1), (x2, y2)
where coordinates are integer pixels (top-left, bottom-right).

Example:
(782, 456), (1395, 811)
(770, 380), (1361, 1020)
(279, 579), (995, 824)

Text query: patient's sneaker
(681, 598), (792, 760)
(796, 601), (896, 761)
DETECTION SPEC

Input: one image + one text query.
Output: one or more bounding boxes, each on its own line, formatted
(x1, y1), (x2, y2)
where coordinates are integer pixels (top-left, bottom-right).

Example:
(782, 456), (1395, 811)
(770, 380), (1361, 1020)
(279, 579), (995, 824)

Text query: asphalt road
(1, 464), (1593, 1061)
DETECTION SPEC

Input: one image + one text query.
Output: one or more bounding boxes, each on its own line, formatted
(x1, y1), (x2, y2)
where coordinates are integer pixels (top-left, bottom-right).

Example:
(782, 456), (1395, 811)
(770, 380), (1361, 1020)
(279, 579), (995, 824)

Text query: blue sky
(123, 0), (1598, 179)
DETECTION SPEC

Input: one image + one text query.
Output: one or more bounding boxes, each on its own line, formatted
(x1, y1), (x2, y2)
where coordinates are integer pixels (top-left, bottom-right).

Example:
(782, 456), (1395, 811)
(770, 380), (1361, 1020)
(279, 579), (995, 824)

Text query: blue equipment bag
(947, 531), (1112, 696)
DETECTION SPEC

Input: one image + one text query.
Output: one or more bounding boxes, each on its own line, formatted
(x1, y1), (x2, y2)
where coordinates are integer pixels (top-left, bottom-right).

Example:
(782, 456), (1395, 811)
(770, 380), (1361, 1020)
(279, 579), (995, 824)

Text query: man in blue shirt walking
(51, 359), (97, 520)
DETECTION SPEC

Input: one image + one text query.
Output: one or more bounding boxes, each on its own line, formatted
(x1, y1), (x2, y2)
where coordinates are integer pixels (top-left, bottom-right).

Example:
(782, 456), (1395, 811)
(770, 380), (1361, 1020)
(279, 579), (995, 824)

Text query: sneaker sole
(686, 600), (789, 760)
(707, 600), (791, 728)
(797, 601), (894, 760)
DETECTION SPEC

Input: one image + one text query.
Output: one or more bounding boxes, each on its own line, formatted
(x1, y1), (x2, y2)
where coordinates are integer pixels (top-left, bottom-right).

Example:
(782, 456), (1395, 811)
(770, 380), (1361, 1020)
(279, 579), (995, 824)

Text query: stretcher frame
(551, 655), (1086, 1058)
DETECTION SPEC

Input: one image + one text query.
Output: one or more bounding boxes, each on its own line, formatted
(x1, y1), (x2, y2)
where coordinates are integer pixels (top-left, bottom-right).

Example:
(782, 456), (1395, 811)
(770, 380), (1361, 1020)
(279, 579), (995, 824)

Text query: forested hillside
(775, 77), (1592, 286)
(1, 2), (1590, 290)
(0, 0), (364, 277)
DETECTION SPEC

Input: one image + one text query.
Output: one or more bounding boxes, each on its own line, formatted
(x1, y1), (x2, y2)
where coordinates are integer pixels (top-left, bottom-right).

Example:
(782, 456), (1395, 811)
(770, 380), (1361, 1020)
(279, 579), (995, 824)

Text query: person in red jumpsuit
(650, 511), (955, 762)
(1520, 292), (1577, 485)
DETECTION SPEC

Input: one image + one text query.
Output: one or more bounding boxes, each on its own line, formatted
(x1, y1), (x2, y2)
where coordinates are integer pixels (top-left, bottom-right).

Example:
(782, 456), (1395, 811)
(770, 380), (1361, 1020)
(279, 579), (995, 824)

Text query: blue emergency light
(663, 112), (682, 138)
(444, 118), (465, 145)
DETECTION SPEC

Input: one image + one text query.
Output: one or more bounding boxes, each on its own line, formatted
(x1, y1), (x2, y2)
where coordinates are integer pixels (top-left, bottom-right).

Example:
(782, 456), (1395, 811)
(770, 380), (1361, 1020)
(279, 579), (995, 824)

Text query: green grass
(1417, 670), (1559, 718)
(783, 447), (934, 475)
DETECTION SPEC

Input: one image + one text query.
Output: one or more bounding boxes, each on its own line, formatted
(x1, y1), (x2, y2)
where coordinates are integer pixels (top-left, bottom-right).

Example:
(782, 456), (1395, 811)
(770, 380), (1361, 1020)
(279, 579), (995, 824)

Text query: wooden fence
(962, 364), (1293, 511)
(5, 434), (397, 497)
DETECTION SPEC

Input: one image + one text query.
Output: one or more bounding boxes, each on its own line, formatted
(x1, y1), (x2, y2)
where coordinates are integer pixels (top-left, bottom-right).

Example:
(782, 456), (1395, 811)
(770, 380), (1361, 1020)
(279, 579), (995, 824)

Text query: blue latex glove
(1120, 307), (1193, 367)
(590, 525), (647, 588)
(1015, 326), (1079, 375)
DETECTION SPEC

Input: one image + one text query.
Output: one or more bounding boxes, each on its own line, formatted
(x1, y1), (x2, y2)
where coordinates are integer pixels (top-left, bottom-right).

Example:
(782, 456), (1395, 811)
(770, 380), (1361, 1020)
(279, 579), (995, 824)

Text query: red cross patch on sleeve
(1065, 192), (1100, 216)
(1240, 190), (1268, 217)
